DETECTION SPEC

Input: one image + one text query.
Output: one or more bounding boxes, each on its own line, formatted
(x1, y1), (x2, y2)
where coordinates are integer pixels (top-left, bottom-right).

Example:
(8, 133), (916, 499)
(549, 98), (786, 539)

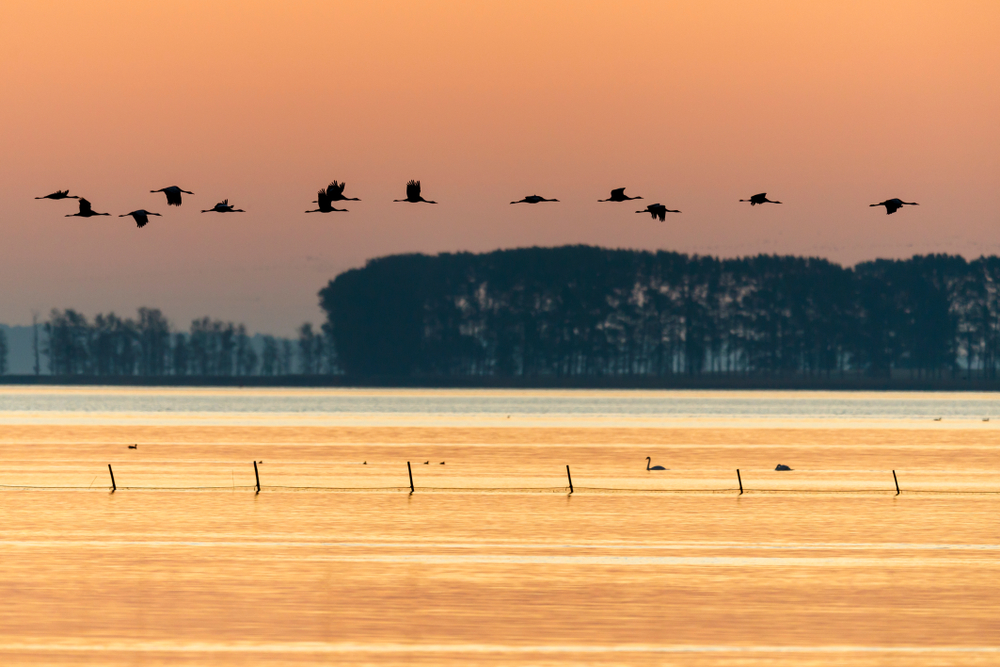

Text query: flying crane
(394, 180), (437, 204)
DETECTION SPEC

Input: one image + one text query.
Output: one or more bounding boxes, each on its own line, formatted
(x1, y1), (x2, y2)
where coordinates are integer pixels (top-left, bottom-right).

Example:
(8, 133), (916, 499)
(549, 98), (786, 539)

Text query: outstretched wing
(327, 181), (345, 199)
(134, 212), (149, 228)
(406, 180), (420, 200)
(610, 188), (625, 199)
(317, 189), (331, 209)
(885, 201), (901, 214)
(165, 187), (182, 206)
(79, 198), (93, 214)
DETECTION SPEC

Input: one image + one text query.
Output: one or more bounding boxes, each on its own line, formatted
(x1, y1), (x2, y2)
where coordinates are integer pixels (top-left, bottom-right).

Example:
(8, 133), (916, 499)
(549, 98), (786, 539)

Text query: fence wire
(1, 483), (997, 495)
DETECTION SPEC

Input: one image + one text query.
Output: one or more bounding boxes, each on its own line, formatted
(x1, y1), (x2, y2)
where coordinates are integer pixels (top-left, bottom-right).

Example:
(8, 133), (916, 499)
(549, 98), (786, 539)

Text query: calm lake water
(0, 387), (997, 665)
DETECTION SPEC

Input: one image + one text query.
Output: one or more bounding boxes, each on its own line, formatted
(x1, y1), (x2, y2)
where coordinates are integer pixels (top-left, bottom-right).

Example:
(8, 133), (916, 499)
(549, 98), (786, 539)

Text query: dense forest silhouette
(7, 246), (1000, 385)
(320, 246), (1000, 381)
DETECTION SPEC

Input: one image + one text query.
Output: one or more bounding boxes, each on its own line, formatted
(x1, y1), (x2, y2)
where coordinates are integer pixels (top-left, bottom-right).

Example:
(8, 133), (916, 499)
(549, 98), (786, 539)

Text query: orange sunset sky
(1, 1), (998, 334)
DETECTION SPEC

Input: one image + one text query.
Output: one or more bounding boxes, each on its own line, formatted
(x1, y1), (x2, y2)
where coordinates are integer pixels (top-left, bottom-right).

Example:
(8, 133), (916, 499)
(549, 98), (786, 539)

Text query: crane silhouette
(510, 195), (559, 204)
(35, 190), (78, 200)
(870, 198), (919, 215)
(599, 187), (642, 202)
(65, 199), (110, 217)
(201, 199), (245, 213)
(740, 193), (782, 205)
(119, 210), (161, 228)
(150, 186), (194, 206)
(636, 203), (680, 221)
(306, 188), (348, 213)
(394, 180), (436, 204)
(322, 181), (360, 202)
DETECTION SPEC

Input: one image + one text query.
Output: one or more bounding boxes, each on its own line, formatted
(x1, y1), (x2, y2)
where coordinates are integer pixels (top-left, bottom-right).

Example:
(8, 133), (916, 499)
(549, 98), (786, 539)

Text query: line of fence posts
(93, 463), (908, 494)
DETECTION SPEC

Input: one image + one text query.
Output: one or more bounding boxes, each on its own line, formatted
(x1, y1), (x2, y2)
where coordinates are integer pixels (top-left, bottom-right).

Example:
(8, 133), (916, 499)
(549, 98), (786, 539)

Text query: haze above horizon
(1, 1), (997, 334)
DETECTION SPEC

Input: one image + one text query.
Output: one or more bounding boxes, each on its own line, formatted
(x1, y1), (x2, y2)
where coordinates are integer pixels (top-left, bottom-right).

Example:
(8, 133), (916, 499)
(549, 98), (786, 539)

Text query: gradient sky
(1, 1), (998, 334)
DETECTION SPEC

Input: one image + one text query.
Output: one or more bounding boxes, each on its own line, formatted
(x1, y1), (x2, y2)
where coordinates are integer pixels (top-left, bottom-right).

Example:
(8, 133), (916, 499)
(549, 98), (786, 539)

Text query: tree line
(41, 308), (335, 376)
(320, 246), (1000, 379)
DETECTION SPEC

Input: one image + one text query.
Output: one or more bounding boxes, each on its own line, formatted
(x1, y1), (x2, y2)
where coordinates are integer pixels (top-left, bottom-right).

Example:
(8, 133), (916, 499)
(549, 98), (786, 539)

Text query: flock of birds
(35, 181), (920, 228)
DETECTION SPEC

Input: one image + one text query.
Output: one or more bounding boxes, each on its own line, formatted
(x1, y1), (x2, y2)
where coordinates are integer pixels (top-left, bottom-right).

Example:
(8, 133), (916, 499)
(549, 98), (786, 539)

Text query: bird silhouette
(201, 199), (245, 213)
(394, 180), (436, 204)
(646, 456), (666, 471)
(151, 186), (194, 206)
(120, 209), (161, 228)
(510, 195), (559, 204)
(306, 188), (348, 213)
(636, 203), (680, 221)
(35, 190), (78, 200)
(870, 198), (918, 215)
(599, 187), (642, 202)
(322, 181), (360, 202)
(740, 193), (782, 205)
(65, 198), (110, 217)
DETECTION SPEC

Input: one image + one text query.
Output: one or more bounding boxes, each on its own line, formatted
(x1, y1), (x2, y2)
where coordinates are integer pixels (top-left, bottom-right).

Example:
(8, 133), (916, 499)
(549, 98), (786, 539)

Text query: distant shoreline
(1, 374), (998, 391)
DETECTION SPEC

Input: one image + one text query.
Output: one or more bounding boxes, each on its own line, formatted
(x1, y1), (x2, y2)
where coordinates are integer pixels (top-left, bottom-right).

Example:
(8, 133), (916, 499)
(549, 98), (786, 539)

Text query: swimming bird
(65, 198), (110, 217)
(984, 418), (990, 422)
(322, 181), (360, 202)
(150, 186), (194, 206)
(636, 203), (680, 221)
(599, 187), (642, 202)
(35, 190), (78, 200)
(775, 464), (792, 471)
(306, 188), (348, 213)
(120, 209), (161, 228)
(870, 198), (918, 215)
(128, 444), (137, 449)
(646, 456), (666, 471)
(201, 199), (244, 213)
(511, 195), (559, 204)
(934, 417), (942, 421)
(394, 180), (436, 204)
(740, 193), (782, 205)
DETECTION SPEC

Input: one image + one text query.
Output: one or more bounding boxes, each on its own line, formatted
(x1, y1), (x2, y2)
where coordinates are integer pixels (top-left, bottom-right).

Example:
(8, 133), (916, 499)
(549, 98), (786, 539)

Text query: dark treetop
(320, 245), (999, 380)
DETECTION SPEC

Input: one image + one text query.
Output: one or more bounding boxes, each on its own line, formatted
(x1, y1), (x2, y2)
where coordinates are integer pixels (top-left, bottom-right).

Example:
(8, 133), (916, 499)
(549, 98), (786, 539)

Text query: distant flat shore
(1, 374), (998, 391)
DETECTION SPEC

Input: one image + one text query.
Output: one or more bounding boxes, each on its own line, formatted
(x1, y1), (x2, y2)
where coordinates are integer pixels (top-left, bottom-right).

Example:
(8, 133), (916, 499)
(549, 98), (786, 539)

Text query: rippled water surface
(0, 387), (997, 665)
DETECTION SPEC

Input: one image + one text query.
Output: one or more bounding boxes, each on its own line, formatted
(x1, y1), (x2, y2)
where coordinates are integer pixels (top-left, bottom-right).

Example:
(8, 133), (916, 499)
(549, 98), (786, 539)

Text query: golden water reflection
(0, 391), (997, 665)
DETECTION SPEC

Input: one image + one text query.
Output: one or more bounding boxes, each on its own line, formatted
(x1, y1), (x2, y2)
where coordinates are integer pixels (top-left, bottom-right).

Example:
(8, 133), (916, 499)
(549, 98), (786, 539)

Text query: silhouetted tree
(39, 308), (291, 378)
(280, 339), (294, 375)
(0, 328), (7, 375)
(260, 336), (279, 376)
(319, 246), (981, 380)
